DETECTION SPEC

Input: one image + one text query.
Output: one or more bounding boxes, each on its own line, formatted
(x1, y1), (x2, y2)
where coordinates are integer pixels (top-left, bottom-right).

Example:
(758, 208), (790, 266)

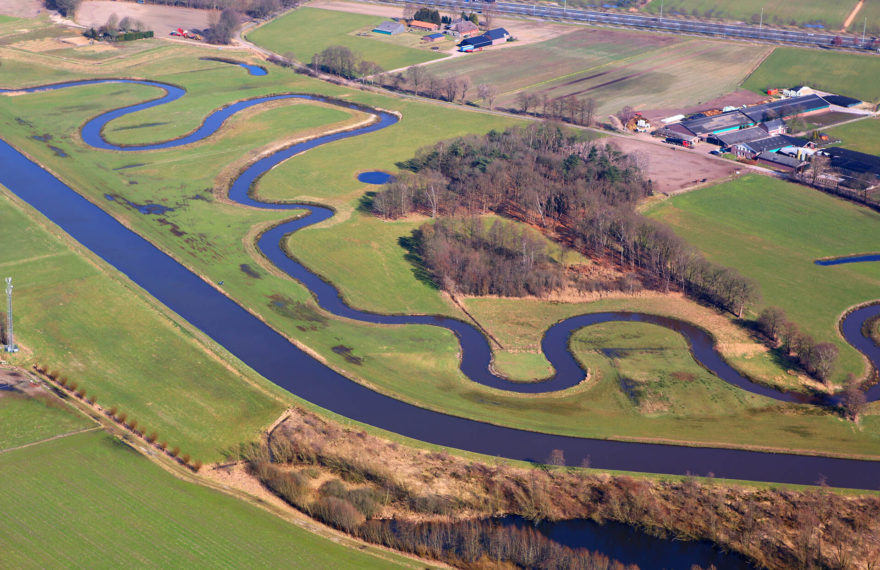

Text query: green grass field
(641, 0), (856, 29)
(648, 174), (880, 384)
(0, 391), (92, 450)
(427, 28), (770, 116)
(0, 431), (413, 568)
(827, 117), (880, 154)
(743, 47), (880, 101)
(247, 7), (445, 72)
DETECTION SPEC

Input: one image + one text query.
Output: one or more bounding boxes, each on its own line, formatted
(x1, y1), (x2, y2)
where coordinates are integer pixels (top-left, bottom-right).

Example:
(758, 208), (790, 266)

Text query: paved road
(388, 0), (878, 51)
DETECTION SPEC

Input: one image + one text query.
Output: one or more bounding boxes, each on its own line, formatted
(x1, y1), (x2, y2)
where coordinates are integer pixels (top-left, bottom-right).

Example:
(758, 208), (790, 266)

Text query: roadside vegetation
(743, 47), (880, 102)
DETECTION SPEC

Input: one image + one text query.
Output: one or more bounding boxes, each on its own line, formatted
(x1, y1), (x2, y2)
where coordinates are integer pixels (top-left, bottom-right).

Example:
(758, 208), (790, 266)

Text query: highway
(391, 0), (878, 51)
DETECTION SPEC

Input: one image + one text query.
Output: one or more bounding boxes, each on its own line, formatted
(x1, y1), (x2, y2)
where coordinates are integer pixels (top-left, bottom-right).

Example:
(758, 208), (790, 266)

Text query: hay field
(428, 28), (771, 117)
(641, 0), (857, 30)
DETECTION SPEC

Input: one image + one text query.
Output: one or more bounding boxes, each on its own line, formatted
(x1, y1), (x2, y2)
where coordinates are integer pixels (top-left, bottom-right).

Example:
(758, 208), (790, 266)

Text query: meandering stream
(2, 78), (880, 490)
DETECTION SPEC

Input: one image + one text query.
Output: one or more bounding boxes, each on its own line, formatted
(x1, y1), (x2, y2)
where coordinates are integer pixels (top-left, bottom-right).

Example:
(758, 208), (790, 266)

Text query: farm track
(3, 78), (880, 487)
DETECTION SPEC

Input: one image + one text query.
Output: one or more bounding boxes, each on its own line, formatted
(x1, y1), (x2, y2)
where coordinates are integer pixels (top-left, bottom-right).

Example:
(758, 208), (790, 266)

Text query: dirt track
(75, 0), (213, 37)
(608, 136), (742, 195)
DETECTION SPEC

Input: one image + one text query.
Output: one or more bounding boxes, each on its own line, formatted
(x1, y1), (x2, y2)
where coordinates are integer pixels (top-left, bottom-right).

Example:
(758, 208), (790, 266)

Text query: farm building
(713, 126), (769, 147)
(680, 110), (755, 137)
(484, 28), (510, 45)
(450, 19), (480, 37)
(654, 126), (698, 145)
(373, 21), (405, 35)
(756, 152), (804, 172)
(458, 35), (492, 51)
(761, 119), (786, 136)
(734, 135), (810, 159)
(783, 85), (813, 98)
(740, 94), (829, 123)
(409, 20), (439, 31)
(823, 147), (880, 178)
(823, 94), (862, 108)
(422, 32), (445, 42)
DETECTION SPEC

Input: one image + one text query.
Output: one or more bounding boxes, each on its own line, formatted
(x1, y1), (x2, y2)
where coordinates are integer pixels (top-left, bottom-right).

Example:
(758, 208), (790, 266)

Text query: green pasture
(641, 0), (856, 29)
(428, 29), (770, 116)
(743, 47), (880, 102)
(0, 431), (413, 568)
(247, 7), (445, 72)
(648, 174), (880, 384)
(0, 191), (284, 462)
(2, 45), (879, 459)
(0, 391), (92, 450)
(827, 117), (880, 154)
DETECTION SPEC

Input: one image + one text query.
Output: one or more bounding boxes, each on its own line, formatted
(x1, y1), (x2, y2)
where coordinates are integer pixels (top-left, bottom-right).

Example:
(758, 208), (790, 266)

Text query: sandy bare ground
(0, 0), (42, 18)
(308, 0), (574, 45)
(76, 0), (214, 37)
(608, 135), (742, 194)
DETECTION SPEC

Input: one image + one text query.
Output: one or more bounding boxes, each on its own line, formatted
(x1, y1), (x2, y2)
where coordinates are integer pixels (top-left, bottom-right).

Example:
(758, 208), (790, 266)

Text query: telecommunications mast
(4, 277), (17, 353)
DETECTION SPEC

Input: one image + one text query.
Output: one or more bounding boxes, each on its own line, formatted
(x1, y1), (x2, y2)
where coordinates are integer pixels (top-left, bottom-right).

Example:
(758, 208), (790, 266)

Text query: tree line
(417, 217), (564, 297)
(373, 123), (761, 317)
(310, 45), (382, 80)
(757, 306), (842, 387)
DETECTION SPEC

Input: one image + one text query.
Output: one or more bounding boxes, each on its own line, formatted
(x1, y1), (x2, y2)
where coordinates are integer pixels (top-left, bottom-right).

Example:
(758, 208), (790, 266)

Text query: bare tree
(406, 65), (427, 96)
(477, 83), (498, 110)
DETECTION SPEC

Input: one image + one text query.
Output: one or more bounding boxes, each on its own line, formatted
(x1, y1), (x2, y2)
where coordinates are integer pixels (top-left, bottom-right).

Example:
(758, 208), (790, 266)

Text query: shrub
(57, 376), (67, 387)
(348, 487), (381, 518)
(146, 431), (158, 443)
(169, 446), (180, 458)
(68, 382), (78, 392)
(181, 453), (191, 465)
(117, 412), (127, 424)
(127, 419), (138, 431)
(76, 389), (86, 399)
(319, 478), (348, 499)
(158, 441), (168, 451)
(107, 406), (117, 417)
(310, 497), (364, 532)
(192, 460), (203, 472)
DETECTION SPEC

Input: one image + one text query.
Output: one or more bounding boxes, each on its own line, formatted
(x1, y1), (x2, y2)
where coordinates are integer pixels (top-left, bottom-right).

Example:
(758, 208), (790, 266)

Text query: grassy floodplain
(426, 28), (770, 116)
(247, 7), (446, 71)
(648, 174), (880, 384)
(743, 47), (880, 101)
(640, 0), (856, 29)
(0, 430), (415, 568)
(1, 37), (879, 459)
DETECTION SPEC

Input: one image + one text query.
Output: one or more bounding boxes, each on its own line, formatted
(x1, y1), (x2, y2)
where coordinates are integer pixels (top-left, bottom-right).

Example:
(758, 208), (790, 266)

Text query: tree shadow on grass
(357, 191), (376, 213)
(399, 229), (439, 290)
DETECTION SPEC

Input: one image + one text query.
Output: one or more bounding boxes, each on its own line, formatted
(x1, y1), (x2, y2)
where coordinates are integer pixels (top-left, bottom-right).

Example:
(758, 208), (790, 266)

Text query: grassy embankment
(640, 0), (856, 29)
(246, 7), (447, 71)
(827, 117), (880, 154)
(0, 430), (417, 568)
(2, 43), (879, 457)
(647, 174), (880, 387)
(0, 388), (93, 449)
(425, 28), (770, 116)
(743, 47), (880, 101)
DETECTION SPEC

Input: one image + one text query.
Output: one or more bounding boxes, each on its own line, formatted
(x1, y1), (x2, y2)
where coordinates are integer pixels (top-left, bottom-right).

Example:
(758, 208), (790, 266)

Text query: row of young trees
(418, 217), (565, 297)
(372, 123), (761, 317)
